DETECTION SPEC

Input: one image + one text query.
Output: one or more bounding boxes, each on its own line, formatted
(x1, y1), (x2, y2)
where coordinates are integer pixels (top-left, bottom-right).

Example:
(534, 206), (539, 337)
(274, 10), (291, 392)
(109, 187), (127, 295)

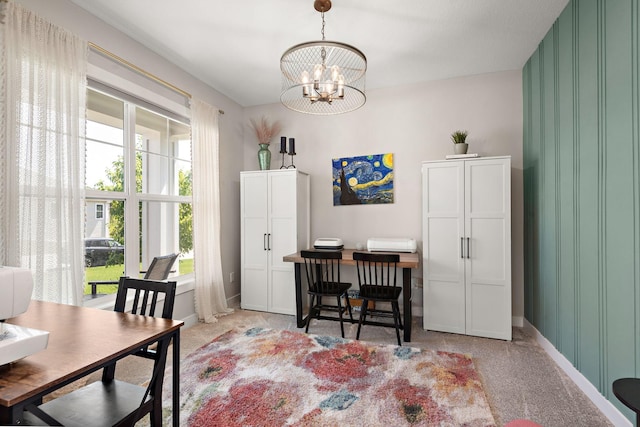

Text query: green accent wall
(523, 0), (639, 421)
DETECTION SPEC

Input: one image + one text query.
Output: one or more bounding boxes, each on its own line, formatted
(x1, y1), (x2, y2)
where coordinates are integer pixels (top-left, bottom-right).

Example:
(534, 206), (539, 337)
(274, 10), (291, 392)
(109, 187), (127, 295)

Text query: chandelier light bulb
(301, 70), (311, 96)
(313, 64), (324, 81)
(330, 65), (340, 81)
(325, 79), (334, 93)
(337, 74), (345, 97)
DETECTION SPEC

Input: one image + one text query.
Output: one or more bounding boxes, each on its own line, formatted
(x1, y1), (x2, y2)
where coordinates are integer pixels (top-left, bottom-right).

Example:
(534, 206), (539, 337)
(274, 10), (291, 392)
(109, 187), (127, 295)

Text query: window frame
(95, 203), (104, 219)
(85, 84), (193, 292)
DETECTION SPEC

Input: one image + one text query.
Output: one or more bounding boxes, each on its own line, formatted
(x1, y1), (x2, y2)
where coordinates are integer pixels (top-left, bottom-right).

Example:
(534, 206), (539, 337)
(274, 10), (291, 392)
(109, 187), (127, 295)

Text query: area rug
(162, 327), (496, 426)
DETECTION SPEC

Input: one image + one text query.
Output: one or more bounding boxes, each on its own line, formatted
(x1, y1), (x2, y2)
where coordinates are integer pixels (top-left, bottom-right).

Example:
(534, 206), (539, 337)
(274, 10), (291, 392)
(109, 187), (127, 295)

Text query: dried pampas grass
(249, 116), (282, 145)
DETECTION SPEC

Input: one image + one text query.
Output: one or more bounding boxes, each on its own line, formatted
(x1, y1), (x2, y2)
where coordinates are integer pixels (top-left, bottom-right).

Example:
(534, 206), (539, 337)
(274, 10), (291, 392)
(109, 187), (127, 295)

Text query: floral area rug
(162, 327), (496, 426)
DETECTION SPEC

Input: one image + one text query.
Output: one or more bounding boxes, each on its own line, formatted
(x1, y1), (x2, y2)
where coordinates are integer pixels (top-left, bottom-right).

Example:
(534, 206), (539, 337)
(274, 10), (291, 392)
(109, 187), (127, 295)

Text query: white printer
(0, 267), (49, 365)
(313, 238), (344, 250)
(367, 237), (417, 253)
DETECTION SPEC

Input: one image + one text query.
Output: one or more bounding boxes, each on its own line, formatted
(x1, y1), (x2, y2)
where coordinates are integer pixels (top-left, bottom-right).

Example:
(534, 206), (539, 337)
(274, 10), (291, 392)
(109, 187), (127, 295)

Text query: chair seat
(309, 281), (351, 296)
(22, 380), (152, 427)
(613, 377), (640, 424)
(360, 285), (402, 301)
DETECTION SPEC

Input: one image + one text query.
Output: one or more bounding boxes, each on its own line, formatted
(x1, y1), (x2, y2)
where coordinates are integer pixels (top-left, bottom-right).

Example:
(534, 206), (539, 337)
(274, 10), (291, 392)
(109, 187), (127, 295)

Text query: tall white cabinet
(241, 169), (310, 315)
(422, 156), (511, 340)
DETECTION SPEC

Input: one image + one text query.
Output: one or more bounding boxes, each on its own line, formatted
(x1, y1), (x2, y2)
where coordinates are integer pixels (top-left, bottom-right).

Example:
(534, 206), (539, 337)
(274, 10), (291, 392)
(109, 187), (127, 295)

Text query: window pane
(135, 107), (191, 196)
(140, 201), (193, 276)
(86, 90), (124, 191)
(84, 200), (126, 298)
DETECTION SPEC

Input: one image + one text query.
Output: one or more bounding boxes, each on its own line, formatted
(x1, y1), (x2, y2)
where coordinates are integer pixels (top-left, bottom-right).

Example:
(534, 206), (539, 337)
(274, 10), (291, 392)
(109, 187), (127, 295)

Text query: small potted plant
(451, 130), (469, 154)
(249, 116), (282, 170)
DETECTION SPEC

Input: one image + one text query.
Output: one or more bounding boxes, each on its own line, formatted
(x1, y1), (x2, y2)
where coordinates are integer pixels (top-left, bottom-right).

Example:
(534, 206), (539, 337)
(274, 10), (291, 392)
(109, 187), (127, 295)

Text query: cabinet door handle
(460, 237), (464, 259)
(264, 234), (267, 251)
(466, 237), (470, 259)
(268, 234), (271, 251)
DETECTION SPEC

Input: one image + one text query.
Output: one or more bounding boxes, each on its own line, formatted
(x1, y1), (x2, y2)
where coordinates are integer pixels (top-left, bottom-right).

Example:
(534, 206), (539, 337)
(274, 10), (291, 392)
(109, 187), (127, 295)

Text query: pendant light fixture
(280, 0), (367, 115)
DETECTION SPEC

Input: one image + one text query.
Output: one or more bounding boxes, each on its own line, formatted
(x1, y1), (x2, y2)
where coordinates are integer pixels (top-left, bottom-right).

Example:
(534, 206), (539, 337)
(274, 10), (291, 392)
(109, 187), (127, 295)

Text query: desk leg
(173, 329), (180, 427)
(295, 263), (306, 328)
(403, 267), (412, 342)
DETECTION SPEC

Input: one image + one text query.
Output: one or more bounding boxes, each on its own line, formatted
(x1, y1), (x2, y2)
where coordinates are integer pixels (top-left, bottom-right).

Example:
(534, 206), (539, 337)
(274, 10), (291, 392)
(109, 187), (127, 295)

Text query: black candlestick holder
(287, 151), (296, 169)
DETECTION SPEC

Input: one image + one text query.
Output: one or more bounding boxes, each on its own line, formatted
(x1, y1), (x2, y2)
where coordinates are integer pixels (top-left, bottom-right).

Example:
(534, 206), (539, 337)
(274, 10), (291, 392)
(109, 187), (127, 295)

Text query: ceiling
(70, 0), (569, 108)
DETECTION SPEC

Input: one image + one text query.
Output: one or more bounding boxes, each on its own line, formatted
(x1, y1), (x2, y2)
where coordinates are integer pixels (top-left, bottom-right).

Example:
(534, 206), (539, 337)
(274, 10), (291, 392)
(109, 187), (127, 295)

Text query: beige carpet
(54, 308), (614, 427)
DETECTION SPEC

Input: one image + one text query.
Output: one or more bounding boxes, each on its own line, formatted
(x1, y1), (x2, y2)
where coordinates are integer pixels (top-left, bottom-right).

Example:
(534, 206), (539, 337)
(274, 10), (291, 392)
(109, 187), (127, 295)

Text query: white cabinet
(241, 169), (310, 315)
(422, 156), (511, 340)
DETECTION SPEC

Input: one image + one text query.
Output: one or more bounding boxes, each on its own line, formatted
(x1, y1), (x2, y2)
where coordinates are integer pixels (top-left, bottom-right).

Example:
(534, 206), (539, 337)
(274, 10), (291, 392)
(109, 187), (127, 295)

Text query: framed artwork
(332, 153), (394, 206)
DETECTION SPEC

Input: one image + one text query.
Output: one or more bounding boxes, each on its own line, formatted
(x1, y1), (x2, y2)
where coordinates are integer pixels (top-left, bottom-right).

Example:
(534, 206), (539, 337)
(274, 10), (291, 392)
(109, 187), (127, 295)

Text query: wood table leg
(172, 329), (180, 427)
(294, 263), (307, 328)
(403, 267), (412, 342)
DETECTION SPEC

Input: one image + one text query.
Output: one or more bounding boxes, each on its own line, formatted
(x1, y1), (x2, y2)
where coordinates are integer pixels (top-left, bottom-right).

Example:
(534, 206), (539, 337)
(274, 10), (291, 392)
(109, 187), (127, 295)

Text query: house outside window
(95, 203), (104, 219)
(84, 86), (193, 298)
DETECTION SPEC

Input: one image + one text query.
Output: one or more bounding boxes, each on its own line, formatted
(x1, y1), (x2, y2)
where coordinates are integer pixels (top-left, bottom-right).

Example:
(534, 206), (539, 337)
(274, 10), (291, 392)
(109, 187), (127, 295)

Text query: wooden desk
(0, 300), (183, 426)
(283, 249), (420, 342)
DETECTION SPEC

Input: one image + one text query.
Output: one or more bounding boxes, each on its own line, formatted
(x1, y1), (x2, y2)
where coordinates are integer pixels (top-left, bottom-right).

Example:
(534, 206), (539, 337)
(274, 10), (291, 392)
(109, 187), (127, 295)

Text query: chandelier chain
(320, 11), (326, 63)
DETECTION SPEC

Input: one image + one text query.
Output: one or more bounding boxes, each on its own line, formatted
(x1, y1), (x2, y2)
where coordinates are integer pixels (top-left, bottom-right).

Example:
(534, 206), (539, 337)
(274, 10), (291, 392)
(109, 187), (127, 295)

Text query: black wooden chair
(24, 277), (177, 426)
(301, 250), (353, 338)
(353, 251), (403, 346)
(88, 252), (178, 295)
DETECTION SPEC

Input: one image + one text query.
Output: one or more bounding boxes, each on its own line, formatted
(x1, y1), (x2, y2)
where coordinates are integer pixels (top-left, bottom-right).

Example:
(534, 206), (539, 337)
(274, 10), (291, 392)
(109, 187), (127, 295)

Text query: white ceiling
(70, 0), (569, 108)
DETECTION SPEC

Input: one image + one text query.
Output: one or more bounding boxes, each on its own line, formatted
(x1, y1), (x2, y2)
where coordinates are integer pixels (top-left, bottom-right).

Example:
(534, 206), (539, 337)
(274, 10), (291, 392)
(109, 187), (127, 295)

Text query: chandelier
(280, 0), (367, 115)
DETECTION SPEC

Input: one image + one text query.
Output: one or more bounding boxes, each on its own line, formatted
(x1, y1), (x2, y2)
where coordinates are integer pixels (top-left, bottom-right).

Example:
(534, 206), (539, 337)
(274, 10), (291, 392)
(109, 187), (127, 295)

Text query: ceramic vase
(454, 143), (468, 155)
(258, 143), (271, 170)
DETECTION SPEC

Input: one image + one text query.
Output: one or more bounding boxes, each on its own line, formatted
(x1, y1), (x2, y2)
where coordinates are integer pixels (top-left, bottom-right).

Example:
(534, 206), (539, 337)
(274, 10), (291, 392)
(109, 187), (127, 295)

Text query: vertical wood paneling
(603, 0), (635, 403)
(529, 49), (542, 328)
(557, 4), (577, 364)
(576, 0), (601, 390)
(522, 62), (534, 321)
(633, 0), (640, 381)
(541, 29), (558, 345)
(523, 0), (640, 420)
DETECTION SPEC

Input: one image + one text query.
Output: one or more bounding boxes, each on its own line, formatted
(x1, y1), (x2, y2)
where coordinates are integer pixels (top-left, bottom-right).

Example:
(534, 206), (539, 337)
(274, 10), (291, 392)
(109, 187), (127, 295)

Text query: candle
(288, 138), (295, 155)
(280, 136), (286, 153)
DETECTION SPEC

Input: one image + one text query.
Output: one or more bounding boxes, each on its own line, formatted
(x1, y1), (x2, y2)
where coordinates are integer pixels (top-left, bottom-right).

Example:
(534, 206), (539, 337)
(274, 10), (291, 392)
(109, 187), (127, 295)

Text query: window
(84, 87), (193, 298)
(95, 204), (104, 219)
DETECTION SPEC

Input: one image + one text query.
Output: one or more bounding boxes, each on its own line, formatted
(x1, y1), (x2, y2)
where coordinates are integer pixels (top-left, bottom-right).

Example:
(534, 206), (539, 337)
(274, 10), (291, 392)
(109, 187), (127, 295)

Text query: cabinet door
(240, 173), (269, 311)
(422, 161), (466, 334)
(465, 158), (511, 340)
(267, 172), (298, 315)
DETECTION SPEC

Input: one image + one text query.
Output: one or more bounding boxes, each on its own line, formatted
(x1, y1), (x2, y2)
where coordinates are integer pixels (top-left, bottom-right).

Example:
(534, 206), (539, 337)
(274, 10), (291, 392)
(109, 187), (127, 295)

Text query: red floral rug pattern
(163, 327), (496, 426)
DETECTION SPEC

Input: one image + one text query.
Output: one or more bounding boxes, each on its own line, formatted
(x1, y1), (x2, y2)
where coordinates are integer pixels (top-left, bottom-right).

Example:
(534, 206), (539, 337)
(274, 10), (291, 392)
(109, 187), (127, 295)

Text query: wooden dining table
(283, 248), (420, 342)
(0, 300), (183, 426)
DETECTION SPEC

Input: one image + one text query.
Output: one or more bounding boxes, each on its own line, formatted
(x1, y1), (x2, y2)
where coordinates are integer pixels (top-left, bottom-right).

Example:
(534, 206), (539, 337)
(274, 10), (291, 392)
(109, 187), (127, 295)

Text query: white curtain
(191, 99), (233, 322)
(0, 2), (87, 305)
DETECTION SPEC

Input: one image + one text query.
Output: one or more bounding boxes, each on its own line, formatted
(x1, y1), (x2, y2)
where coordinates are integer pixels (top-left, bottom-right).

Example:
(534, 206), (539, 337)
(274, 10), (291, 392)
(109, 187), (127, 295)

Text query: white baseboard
(523, 320), (631, 427)
(180, 313), (199, 329)
(512, 315), (524, 328)
(227, 293), (241, 308)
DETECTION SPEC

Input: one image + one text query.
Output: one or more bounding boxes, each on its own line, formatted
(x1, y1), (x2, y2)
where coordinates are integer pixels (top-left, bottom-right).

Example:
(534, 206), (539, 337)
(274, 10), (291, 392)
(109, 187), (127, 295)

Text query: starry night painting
(332, 153), (394, 206)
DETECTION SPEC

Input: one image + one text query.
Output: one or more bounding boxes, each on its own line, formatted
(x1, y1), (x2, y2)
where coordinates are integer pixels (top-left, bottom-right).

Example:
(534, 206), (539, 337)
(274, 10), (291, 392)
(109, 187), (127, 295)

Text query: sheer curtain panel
(191, 99), (233, 322)
(0, 2), (87, 305)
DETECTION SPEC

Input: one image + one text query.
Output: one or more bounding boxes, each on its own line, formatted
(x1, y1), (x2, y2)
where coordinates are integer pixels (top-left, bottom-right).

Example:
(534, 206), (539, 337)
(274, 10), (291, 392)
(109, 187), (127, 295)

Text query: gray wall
(523, 0), (638, 421)
(243, 70), (525, 321)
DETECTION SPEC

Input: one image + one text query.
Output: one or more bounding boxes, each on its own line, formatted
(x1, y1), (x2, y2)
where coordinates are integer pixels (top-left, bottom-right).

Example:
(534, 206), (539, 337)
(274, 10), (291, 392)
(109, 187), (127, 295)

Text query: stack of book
(445, 153), (480, 160)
